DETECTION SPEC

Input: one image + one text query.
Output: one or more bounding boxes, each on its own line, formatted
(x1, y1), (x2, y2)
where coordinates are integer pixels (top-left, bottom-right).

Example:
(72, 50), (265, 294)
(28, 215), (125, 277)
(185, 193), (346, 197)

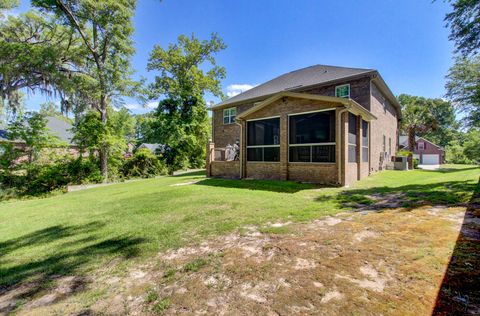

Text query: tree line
(0, 0), (225, 198)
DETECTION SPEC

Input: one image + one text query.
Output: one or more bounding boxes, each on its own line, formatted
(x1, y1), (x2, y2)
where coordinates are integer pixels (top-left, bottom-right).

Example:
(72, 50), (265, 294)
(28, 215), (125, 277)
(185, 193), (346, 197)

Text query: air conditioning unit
(394, 156), (408, 170)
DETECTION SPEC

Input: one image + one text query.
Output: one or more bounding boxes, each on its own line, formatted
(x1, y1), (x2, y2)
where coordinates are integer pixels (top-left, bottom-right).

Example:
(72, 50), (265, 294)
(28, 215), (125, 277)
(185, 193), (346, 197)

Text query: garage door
(422, 154), (440, 165)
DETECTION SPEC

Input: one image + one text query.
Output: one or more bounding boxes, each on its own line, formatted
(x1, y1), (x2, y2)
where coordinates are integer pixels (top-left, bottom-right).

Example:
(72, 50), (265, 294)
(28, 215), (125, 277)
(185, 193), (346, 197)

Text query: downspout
(235, 120), (243, 179)
(337, 104), (351, 185)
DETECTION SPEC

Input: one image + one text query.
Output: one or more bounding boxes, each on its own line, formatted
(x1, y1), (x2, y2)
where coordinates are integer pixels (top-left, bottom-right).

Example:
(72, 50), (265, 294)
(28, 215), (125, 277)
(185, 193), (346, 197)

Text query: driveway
(418, 164), (441, 170)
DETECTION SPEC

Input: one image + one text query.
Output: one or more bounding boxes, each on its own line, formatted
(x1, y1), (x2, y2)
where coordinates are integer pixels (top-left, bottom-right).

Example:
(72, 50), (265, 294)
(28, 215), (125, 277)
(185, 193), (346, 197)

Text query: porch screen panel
(247, 118), (280, 162)
(362, 120), (369, 162)
(348, 113), (357, 163)
(289, 110), (335, 163)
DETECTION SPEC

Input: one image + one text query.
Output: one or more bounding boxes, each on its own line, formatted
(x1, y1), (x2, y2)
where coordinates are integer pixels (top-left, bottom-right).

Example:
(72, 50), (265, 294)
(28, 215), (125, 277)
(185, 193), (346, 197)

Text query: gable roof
(216, 65), (374, 108)
(236, 92), (377, 121)
(138, 143), (165, 153)
(399, 136), (444, 150)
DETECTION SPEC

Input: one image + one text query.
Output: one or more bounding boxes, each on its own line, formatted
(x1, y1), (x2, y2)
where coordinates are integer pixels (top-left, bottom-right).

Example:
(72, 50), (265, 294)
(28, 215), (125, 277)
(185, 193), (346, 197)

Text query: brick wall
(246, 162), (281, 180)
(210, 161), (240, 179)
(301, 77), (372, 110)
(369, 82), (398, 172)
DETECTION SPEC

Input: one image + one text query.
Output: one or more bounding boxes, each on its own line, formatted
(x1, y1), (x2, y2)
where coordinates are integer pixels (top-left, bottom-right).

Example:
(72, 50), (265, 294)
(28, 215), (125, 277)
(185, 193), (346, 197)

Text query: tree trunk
(99, 96), (108, 181)
(408, 127), (416, 169)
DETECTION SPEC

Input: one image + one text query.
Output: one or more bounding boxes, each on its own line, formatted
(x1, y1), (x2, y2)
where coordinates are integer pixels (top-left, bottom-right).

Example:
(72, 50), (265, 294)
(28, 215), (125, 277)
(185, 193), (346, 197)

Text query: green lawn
(0, 164), (478, 289)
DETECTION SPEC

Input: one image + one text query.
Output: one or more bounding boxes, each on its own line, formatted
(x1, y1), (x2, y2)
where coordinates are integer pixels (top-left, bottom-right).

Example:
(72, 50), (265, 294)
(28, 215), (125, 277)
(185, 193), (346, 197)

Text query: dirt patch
(4, 203), (479, 315)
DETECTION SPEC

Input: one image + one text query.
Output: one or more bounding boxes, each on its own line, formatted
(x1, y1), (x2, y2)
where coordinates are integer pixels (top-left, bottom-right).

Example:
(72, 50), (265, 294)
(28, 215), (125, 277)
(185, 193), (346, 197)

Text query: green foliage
(443, 0), (480, 57)
(463, 129), (480, 162)
(445, 55), (480, 128)
(146, 33), (226, 172)
(398, 94), (440, 156)
(122, 148), (167, 178)
(397, 149), (412, 157)
(413, 158), (419, 169)
(446, 140), (472, 164)
(445, 129), (480, 164)
(8, 112), (63, 163)
(0, 0), (18, 9)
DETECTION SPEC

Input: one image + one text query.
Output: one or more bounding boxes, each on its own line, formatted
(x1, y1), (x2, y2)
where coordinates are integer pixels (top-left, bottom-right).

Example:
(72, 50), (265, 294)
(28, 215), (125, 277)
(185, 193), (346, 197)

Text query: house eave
(235, 91), (377, 121)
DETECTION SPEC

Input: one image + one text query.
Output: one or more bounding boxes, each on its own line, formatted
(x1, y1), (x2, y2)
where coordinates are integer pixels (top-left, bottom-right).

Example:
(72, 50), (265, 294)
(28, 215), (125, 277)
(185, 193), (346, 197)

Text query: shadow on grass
(0, 221), (145, 314)
(432, 180), (480, 315)
(195, 178), (318, 193)
(173, 170), (206, 178)
(333, 180), (477, 212)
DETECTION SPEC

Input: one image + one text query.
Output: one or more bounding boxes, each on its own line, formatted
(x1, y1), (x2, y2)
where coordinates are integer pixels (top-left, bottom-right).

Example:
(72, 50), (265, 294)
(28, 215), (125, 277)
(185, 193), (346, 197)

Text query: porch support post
(280, 113), (288, 180)
(357, 115), (362, 180)
(206, 142), (214, 177)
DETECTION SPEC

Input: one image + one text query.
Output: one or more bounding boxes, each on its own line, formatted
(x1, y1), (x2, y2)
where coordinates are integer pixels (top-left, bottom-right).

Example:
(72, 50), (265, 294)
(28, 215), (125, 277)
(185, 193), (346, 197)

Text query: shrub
(413, 158), (419, 169)
(122, 148), (167, 178)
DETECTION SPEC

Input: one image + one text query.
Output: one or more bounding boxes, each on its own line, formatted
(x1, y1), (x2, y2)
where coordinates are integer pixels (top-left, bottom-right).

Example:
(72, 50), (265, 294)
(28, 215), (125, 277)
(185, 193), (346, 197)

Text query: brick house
(398, 136), (445, 165)
(206, 65), (401, 186)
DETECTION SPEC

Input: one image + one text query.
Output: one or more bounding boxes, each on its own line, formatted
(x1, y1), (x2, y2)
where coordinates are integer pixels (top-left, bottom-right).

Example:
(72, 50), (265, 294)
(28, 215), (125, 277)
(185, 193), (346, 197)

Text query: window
(247, 117), (280, 161)
(289, 110), (335, 163)
(348, 113), (357, 163)
(383, 135), (386, 153)
(223, 107), (236, 124)
(362, 120), (369, 162)
(335, 84), (350, 98)
(418, 142), (425, 150)
(388, 137), (392, 156)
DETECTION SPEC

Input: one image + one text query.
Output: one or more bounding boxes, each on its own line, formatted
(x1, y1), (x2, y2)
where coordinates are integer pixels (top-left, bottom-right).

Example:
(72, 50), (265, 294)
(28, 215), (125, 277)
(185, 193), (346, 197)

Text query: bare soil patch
(5, 202), (479, 315)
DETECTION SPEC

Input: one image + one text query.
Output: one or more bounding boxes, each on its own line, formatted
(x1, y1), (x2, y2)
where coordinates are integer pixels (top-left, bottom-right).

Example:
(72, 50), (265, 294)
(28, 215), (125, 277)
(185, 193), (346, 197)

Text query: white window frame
(288, 109), (336, 164)
(335, 84), (350, 98)
(418, 142), (425, 150)
(223, 107), (236, 125)
(246, 116), (280, 163)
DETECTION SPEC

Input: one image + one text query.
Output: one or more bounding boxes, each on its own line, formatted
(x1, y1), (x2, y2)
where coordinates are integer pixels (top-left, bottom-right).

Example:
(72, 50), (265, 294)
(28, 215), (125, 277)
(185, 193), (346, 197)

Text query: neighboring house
(206, 64), (401, 186)
(398, 136), (445, 165)
(137, 143), (165, 155)
(0, 116), (81, 157)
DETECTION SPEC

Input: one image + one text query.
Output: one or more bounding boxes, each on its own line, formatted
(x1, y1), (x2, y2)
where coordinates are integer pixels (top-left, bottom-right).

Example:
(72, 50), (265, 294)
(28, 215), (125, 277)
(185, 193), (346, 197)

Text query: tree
(443, 0), (480, 57)
(0, 10), (82, 113)
(445, 55), (480, 128)
(398, 94), (438, 166)
(418, 98), (459, 147)
(8, 112), (60, 163)
(146, 33), (226, 172)
(28, 0), (138, 179)
(463, 129), (480, 162)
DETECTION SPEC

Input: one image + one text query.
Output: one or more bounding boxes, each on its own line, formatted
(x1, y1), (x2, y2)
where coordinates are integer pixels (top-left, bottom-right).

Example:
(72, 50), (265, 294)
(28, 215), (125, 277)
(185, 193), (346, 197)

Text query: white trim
(289, 142), (336, 147)
(246, 144), (280, 148)
(335, 83), (351, 98)
(287, 108), (336, 117)
(288, 162), (336, 165)
(223, 107), (236, 125)
(245, 115), (281, 122)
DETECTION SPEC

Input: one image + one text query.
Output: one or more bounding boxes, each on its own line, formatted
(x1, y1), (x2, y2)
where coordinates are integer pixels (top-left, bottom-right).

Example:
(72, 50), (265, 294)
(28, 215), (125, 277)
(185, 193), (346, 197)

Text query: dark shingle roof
(46, 116), (73, 144)
(0, 116), (73, 144)
(216, 64), (375, 107)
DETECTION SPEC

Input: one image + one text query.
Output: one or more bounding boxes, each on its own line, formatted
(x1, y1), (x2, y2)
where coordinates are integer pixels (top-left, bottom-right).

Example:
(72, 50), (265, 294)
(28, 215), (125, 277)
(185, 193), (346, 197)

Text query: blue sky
(14, 0), (454, 114)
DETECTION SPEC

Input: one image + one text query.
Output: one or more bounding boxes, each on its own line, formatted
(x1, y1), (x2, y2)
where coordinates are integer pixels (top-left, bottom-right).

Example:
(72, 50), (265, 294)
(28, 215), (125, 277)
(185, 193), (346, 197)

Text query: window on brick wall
(223, 107), (236, 124)
(388, 137), (392, 157)
(247, 117), (280, 162)
(362, 120), (369, 162)
(348, 113), (357, 163)
(335, 84), (350, 98)
(289, 110), (336, 163)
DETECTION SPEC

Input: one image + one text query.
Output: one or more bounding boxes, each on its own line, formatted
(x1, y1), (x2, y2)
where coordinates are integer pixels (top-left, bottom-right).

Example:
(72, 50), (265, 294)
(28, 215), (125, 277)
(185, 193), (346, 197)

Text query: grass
(0, 164), (478, 292)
